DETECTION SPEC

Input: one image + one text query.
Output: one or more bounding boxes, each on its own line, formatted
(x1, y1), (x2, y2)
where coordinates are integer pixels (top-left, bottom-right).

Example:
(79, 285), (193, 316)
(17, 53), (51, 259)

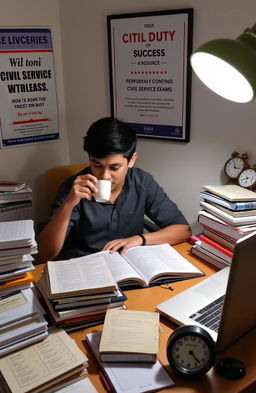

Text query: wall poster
(0, 27), (59, 148)
(107, 9), (193, 142)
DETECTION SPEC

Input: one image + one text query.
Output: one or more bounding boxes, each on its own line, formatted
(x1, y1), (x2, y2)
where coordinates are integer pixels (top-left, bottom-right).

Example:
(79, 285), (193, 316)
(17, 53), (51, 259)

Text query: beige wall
(59, 0), (256, 233)
(0, 0), (70, 225)
(1, 0), (256, 234)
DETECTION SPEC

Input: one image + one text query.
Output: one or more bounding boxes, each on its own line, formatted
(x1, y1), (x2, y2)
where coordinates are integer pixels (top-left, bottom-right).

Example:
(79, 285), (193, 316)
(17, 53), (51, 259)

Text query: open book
(72, 243), (204, 289)
(47, 256), (118, 298)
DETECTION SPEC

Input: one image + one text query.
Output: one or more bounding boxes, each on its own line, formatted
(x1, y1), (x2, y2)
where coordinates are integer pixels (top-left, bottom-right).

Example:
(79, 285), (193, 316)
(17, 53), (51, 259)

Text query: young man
(38, 117), (191, 262)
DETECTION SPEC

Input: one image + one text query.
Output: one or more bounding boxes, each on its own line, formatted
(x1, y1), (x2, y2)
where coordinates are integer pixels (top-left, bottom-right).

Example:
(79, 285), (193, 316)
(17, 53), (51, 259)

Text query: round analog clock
(237, 165), (256, 189)
(166, 325), (215, 377)
(224, 152), (248, 179)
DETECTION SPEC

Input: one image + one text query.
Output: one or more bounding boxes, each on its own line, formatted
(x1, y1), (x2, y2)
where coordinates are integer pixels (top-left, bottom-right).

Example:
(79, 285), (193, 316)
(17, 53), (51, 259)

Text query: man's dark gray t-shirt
(49, 166), (189, 258)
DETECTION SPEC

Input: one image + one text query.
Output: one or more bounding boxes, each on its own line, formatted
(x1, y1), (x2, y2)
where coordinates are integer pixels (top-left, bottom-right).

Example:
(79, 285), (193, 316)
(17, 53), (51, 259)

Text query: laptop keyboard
(189, 295), (225, 332)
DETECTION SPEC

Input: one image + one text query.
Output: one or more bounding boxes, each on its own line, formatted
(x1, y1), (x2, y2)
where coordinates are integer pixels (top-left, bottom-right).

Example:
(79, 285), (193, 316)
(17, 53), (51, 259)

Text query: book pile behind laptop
(0, 182), (32, 222)
(0, 285), (48, 357)
(192, 184), (256, 268)
(0, 220), (37, 293)
(0, 329), (89, 393)
(36, 257), (127, 331)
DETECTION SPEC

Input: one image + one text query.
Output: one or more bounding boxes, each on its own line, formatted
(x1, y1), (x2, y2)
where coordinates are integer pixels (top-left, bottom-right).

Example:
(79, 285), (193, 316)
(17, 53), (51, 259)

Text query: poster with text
(108, 9), (193, 142)
(0, 28), (59, 148)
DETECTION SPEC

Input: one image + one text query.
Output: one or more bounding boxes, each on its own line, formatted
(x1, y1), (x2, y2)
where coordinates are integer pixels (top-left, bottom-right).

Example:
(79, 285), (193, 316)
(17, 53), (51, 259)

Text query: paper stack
(192, 185), (256, 268)
(0, 286), (48, 356)
(36, 256), (127, 331)
(0, 182), (33, 222)
(0, 329), (89, 393)
(0, 220), (37, 292)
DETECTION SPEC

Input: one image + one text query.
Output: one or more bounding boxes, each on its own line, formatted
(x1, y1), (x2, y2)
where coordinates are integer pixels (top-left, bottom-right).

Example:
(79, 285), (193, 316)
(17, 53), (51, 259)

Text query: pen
(165, 282), (174, 291)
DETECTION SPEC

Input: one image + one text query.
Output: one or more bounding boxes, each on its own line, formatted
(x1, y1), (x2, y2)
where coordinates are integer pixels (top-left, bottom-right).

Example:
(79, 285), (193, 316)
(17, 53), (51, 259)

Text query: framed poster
(107, 9), (193, 142)
(0, 27), (59, 148)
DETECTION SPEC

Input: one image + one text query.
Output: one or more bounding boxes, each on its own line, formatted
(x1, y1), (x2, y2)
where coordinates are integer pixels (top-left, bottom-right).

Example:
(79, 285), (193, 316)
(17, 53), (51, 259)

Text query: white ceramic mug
(94, 180), (111, 202)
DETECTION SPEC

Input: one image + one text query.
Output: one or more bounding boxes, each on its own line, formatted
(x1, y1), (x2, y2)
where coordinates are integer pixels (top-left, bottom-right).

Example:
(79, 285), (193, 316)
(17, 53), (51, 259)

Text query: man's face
(89, 153), (137, 193)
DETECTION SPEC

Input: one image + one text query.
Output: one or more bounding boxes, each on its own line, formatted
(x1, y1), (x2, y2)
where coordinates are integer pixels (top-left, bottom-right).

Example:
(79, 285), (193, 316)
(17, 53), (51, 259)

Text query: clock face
(167, 325), (215, 376)
(237, 168), (256, 189)
(224, 157), (245, 179)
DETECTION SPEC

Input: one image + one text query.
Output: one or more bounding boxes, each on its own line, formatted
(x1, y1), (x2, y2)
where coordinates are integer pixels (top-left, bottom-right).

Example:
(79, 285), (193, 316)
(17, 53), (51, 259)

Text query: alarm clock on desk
(166, 325), (246, 379)
(166, 325), (215, 377)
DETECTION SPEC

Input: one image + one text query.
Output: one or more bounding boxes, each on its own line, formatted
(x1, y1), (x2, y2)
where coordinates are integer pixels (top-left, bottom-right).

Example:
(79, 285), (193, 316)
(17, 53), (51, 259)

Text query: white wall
(59, 0), (256, 233)
(0, 0), (70, 225)
(1, 0), (256, 235)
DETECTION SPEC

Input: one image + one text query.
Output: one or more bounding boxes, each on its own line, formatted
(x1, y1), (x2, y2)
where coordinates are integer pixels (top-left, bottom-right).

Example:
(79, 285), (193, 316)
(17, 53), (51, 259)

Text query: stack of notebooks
(0, 181), (33, 222)
(0, 286), (48, 357)
(36, 256), (127, 331)
(0, 220), (37, 293)
(0, 329), (89, 393)
(192, 184), (256, 268)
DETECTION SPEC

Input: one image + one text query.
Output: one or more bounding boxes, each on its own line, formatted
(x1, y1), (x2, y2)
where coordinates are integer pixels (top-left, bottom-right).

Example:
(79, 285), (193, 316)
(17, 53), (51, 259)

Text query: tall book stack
(192, 185), (256, 269)
(0, 286), (48, 356)
(0, 220), (37, 293)
(0, 220), (49, 357)
(0, 181), (33, 222)
(36, 256), (127, 331)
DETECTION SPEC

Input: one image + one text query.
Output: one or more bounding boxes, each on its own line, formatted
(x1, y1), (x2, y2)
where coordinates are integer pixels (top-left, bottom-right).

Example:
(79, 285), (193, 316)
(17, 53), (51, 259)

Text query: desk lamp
(190, 24), (256, 103)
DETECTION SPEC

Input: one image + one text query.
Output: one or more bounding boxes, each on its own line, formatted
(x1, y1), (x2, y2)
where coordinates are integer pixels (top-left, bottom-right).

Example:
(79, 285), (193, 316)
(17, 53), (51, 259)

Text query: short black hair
(83, 117), (137, 161)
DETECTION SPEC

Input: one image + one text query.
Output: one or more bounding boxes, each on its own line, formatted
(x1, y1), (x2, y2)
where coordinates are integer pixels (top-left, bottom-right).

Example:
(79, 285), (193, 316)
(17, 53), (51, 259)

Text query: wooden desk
(34, 242), (256, 393)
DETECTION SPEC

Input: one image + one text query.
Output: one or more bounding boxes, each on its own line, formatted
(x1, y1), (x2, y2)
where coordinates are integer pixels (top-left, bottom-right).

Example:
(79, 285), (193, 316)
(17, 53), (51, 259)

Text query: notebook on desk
(156, 231), (256, 353)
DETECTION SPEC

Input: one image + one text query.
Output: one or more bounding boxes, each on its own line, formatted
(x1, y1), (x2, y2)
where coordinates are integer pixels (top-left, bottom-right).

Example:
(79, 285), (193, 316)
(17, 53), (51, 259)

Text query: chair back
(45, 163), (89, 213)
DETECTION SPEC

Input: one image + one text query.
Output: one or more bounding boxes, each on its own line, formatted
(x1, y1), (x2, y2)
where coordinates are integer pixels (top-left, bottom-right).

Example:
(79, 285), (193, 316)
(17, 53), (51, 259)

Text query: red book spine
(199, 234), (233, 257)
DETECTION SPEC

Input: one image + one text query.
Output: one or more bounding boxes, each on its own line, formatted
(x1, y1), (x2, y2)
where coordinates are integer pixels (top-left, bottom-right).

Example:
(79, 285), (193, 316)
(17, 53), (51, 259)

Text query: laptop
(156, 231), (256, 353)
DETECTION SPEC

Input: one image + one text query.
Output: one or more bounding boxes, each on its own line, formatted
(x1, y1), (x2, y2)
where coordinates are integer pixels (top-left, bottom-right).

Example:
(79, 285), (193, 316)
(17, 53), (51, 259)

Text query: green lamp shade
(190, 33), (256, 103)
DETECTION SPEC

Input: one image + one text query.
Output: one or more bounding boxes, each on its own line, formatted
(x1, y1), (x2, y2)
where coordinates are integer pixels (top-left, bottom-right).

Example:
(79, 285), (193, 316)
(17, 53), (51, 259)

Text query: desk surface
(34, 243), (256, 393)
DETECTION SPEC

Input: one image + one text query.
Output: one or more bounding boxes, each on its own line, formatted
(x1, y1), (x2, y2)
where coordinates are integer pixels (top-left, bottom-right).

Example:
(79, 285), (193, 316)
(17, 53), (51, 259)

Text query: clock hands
(189, 349), (200, 363)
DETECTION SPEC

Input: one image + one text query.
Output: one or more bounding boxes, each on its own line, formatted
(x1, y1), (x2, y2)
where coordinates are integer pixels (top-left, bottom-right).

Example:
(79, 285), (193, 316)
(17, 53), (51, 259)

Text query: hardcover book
(203, 184), (256, 202)
(99, 309), (159, 362)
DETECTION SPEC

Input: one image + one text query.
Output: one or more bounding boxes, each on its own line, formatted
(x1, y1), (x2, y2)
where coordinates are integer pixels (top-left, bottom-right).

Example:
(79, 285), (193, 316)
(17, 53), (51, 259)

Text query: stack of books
(0, 329), (89, 393)
(36, 256), (127, 331)
(0, 181), (33, 222)
(0, 220), (37, 292)
(192, 185), (256, 268)
(86, 308), (174, 393)
(0, 286), (48, 357)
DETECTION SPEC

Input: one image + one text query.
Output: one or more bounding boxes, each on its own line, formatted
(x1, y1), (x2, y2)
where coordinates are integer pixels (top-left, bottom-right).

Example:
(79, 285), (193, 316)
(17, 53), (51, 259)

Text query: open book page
(87, 331), (174, 393)
(122, 243), (203, 285)
(47, 256), (117, 297)
(0, 329), (88, 393)
(99, 309), (159, 357)
(74, 251), (145, 286)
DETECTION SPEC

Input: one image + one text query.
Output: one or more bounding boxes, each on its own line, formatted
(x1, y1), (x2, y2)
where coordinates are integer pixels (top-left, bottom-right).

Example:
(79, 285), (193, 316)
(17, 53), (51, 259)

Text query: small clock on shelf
(237, 165), (256, 189)
(166, 325), (215, 377)
(224, 152), (248, 181)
